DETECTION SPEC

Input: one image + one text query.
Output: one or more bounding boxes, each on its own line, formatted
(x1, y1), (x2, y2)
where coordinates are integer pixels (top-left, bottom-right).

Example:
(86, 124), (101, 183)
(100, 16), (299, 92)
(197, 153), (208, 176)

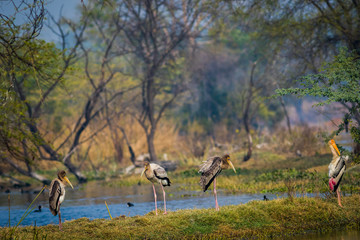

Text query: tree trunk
(243, 118), (253, 162)
(2, 157), (50, 185)
(114, 138), (124, 163)
(119, 127), (136, 165)
(30, 172), (51, 185)
(279, 97), (292, 135)
(109, 127), (123, 163)
(0, 170), (30, 187)
(147, 130), (158, 162)
(128, 145), (136, 165)
(243, 61), (257, 162)
(63, 158), (87, 183)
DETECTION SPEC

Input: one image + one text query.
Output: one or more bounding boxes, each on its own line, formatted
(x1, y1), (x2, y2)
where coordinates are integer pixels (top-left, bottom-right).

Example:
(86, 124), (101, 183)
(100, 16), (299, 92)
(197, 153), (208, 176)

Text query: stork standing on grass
(328, 139), (348, 207)
(199, 154), (236, 211)
(141, 162), (171, 215)
(49, 170), (74, 230)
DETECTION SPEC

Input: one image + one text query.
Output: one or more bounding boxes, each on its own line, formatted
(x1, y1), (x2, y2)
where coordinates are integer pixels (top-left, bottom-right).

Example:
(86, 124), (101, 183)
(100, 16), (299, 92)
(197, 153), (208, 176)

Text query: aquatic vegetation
(3, 186), (46, 240)
(104, 201), (112, 220)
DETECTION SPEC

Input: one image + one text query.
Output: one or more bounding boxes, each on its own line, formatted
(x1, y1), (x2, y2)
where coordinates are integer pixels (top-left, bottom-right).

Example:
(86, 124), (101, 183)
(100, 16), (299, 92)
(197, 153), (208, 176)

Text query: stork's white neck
(329, 145), (339, 158)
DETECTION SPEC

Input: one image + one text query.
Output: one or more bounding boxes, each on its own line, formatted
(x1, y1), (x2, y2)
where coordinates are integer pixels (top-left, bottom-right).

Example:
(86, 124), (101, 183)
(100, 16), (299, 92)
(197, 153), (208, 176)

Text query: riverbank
(3, 153), (360, 197)
(2, 195), (360, 239)
(108, 153), (360, 195)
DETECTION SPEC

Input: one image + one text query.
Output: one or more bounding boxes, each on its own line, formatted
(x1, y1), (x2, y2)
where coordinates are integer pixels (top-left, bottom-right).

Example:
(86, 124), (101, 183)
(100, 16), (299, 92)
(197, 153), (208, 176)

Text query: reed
(4, 186), (46, 239)
(104, 201), (113, 220)
(7, 195), (10, 228)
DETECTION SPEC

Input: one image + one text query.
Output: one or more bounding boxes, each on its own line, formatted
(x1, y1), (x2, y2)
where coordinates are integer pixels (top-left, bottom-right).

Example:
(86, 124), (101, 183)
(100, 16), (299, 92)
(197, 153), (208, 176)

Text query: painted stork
(328, 139), (348, 207)
(199, 154), (236, 211)
(141, 162), (171, 215)
(49, 170), (73, 230)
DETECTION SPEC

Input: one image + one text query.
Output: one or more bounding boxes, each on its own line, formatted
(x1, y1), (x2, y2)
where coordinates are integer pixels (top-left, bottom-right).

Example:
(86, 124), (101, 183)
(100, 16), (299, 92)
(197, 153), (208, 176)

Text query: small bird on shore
(199, 154), (236, 211)
(141, 162), (171, 215)
(328, 139), (348, 207)
(263, 195), (269, 201)
(34, 205), (42, 212)
(127, 202), (134, 207)
(49, 170), (73, 230)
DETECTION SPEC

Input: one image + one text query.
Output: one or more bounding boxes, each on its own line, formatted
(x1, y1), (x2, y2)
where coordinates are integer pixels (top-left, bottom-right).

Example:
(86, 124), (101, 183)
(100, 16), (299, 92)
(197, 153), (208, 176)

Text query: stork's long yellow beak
(227, 160), (236, 173)
(141, 168), (146, 178)
(64, 176), (74, 189)
(330, 140), (341, 156)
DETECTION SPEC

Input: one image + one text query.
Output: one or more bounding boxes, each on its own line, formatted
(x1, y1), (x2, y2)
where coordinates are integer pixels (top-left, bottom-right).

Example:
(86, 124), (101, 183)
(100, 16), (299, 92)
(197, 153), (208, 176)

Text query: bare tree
(115, 0), (217, 161)
(46, 7), (139, 181)
(0, 0), (74, 184)
(0, 0), (136, 183)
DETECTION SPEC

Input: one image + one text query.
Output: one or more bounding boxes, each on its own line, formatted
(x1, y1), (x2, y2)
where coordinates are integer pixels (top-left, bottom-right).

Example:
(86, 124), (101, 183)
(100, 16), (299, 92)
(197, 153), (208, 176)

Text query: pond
(0, 181), (280, 227)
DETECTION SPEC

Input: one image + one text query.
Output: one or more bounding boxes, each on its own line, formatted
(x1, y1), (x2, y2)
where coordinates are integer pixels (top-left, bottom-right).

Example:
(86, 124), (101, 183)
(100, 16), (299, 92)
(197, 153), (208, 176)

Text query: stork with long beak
(141, 162), (171, 215)
(328, 139), (348, 207)
(49, 170), (73, 230)
(199, 154), (236, 211)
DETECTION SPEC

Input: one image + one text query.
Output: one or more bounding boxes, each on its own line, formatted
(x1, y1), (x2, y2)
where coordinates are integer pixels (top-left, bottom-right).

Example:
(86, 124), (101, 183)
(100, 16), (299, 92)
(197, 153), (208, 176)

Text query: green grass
(2, 195), (360, 239)
(4, 152), (359, 197)
(103, 153), (360, 195)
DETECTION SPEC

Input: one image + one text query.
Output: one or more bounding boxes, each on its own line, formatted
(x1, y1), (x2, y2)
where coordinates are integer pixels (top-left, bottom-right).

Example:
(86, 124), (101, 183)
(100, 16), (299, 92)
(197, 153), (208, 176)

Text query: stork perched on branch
(141, 162), (171, 215)
(49, 170), (73, 230)
(328, 139), (348, 207)
(199, 154), (236, 211)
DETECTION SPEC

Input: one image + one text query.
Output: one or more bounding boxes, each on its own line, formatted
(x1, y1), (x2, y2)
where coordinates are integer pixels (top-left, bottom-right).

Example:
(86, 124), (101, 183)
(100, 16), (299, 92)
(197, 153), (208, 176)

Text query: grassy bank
(2, 195), (360, 239)
(3, 152), (360, 198)
(107, 153), (360, 195)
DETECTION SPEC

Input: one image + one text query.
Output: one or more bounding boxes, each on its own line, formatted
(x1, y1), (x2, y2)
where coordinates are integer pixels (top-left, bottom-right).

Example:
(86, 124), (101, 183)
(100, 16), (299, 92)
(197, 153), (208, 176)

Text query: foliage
(0, 0), (64, 164)
(176, 28), (284, 138)
(276, 48), (360, 153)
(275, 49), (360, 106)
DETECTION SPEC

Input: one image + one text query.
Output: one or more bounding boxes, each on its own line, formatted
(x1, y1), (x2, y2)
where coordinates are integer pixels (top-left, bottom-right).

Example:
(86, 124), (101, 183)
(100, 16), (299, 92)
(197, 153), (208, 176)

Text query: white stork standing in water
(49, 170), (73, 230)
(328, 139), (348, 207)
(141, 162), (171, 215)
(199, 154), (236, 211)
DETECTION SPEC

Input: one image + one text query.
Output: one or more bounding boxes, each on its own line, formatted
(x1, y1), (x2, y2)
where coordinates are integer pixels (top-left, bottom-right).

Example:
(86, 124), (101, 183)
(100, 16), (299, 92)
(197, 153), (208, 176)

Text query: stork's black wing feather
(333, 165), (346, 192)
(49, 180), (61, 216)
(200, 157), (222, 192)
(332, 167), (345, 192)
(331, 156), (346, 179)
(154, 168), (171, 186)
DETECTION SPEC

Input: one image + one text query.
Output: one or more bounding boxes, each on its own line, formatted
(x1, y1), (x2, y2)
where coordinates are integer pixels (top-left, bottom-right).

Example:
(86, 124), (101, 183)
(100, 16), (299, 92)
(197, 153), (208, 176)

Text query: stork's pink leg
(336, 188), (343, 207)
(161, 184), (167, 214)
(58, 206), (63, 230)
(213, 178), (219, 211)
(152, 184), (158, 215)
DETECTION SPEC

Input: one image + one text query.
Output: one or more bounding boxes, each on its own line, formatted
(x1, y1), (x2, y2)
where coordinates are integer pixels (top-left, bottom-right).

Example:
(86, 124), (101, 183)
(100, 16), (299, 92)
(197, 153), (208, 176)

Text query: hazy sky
(41, 0), (82, 42)
(0, 0), (82, 42)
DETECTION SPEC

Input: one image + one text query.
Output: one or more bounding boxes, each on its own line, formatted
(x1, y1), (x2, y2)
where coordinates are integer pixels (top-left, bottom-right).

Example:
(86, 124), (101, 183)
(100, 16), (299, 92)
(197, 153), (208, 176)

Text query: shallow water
(0, 181), (281, 227)
(2, 182), (359, 239)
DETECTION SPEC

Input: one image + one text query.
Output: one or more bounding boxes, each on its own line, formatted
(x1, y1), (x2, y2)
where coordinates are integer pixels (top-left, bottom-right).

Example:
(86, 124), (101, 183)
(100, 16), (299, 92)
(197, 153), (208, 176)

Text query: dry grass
(272, 125), (328, 156)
